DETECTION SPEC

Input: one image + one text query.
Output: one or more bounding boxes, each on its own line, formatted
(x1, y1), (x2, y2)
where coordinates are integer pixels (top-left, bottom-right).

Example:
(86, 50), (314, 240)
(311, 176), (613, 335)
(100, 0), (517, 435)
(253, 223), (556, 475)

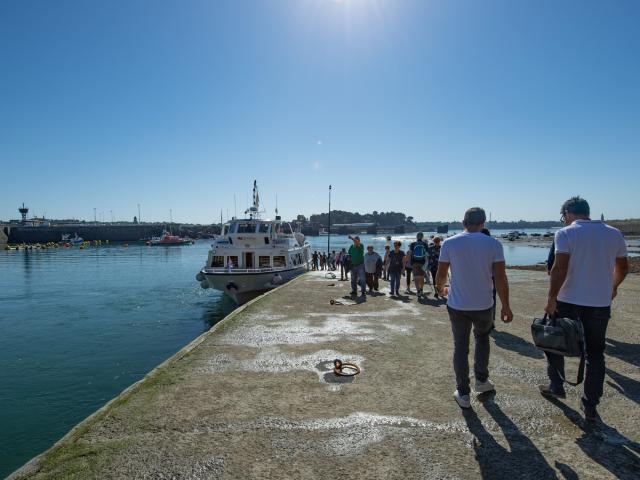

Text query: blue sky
(1, 0), (639, 223)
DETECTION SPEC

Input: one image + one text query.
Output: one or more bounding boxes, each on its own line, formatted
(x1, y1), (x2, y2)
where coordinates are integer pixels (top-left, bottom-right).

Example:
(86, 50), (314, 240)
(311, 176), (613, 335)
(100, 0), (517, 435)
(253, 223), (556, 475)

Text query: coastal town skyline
(2, 1), (639, 222)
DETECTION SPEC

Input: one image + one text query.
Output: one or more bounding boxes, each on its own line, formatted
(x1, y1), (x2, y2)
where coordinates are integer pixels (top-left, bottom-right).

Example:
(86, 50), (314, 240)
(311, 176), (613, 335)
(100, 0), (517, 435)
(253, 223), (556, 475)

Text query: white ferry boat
(196, 182), (311, 305)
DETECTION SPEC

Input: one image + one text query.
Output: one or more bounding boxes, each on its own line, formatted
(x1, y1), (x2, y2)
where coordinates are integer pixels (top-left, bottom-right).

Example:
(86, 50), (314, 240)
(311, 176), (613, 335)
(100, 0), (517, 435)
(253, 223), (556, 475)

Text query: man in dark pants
(436, 208), (513, 409)
(541, 196), (628, 422)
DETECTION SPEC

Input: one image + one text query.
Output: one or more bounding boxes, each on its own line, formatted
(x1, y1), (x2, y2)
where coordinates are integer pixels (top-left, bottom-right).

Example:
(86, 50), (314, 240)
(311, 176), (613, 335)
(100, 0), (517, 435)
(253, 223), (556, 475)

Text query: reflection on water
(202, 296), (237, 330)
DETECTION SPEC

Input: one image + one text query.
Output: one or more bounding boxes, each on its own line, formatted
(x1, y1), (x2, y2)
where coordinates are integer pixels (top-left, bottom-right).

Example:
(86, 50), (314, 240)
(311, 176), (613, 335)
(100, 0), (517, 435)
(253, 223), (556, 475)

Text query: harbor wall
(4, 224), (222, 244)
(7, 225), (163, 243)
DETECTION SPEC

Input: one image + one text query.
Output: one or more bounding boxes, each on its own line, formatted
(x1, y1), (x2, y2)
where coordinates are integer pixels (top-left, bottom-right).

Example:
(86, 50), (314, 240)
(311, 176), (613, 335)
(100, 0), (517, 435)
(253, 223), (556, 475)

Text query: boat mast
(245, 180), (262, 219)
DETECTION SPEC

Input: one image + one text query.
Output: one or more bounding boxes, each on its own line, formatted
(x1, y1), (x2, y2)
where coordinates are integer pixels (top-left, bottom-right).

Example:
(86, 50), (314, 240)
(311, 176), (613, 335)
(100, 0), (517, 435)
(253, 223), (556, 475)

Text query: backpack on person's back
(412, 241), (427, 264)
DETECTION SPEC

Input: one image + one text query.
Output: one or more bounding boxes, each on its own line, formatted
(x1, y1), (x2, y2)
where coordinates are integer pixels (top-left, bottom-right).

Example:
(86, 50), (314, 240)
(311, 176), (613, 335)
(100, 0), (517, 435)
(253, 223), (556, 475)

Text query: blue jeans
(389, 271), (401, 294)
(350, 263), (366, 293)
(545, 301), (610, 407)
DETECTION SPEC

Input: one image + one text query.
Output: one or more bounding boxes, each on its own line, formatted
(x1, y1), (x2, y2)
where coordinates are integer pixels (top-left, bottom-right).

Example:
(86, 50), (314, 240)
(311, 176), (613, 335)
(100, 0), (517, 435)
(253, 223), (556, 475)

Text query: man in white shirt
(436, 208), (513, 409)
(541, 196), (628, 422)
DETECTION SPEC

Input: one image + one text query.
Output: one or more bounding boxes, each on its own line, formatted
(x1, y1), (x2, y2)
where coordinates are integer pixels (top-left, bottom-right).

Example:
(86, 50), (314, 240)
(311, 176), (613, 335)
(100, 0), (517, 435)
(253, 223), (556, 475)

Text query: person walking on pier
(312, 251), (318, 271)
(540, 196), (628, 422)
(403, 247), (413, 293)
(410, 232), (429, 297)
(348, 235), (366, 296)
(428, 237), (442, 299)
(388, 241), (405, 297)
(383, 245), (391, 281)
(364, 245), (382, 293)
(337, 248), (347, 280)
(436, 207), (513, 409)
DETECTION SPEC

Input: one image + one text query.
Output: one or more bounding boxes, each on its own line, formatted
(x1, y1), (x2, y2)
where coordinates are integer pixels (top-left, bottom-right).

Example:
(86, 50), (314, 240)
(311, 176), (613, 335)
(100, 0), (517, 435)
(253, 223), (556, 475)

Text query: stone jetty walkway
(11, 271), (640, 479)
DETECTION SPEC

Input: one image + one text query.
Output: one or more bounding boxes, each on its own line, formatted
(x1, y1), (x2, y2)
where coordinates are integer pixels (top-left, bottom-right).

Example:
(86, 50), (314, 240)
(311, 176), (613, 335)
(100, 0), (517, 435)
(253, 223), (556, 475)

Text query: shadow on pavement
(605, 367), (640, 406)
(491, 329), (544, 359)
(545, 397), (640, 480)
(342, 294), (367, 304)
(554, 461), (579, 480)
(462, 397), (558, 479)
(417, 295), (446, 307)
(606, 338), (640, 367)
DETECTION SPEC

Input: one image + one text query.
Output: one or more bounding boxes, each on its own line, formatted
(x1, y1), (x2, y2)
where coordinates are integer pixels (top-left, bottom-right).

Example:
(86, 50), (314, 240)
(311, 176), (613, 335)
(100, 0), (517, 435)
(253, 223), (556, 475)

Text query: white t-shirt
(555, 220), (627, 307)
(439, 232), (505, 311)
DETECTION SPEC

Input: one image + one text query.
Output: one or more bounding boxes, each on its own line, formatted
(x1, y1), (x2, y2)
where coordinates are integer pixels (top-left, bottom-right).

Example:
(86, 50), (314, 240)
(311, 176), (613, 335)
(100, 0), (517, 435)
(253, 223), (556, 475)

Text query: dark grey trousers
(447, 306), (494, 395)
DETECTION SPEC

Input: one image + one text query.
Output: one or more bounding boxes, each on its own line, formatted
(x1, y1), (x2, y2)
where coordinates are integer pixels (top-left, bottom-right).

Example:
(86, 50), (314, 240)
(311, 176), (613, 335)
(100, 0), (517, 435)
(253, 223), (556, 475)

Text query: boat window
(222, 225), (229, 235)
(237, 223), (256, 234)
(281, 223), (293, 235)
(258, 223), (269, 233)
(273, 256), (286, 268)
(259, 256), (271, 268)
(227, 256), (239, 268)
(211, 256), (224, 268)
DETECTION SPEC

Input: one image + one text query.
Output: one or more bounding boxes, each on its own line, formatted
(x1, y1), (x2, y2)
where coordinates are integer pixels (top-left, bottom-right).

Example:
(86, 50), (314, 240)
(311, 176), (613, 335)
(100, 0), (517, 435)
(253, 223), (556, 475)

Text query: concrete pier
(10, 271), (640, 479)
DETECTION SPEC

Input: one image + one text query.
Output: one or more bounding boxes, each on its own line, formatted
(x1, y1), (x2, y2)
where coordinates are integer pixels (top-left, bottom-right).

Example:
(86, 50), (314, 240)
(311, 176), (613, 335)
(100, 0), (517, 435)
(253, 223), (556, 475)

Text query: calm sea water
(0, 231), (553, 476)
(0, 242), (235, 477)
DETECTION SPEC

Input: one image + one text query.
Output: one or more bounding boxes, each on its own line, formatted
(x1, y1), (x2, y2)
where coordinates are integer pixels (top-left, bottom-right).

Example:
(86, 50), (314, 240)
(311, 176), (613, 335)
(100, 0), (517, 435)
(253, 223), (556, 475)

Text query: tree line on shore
(297, 210), (566, 230)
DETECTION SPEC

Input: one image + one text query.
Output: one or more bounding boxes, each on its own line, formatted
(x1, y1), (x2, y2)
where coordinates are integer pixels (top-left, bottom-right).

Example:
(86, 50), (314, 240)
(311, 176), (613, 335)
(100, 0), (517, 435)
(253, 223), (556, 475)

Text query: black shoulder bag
(531, 314), (586, 386)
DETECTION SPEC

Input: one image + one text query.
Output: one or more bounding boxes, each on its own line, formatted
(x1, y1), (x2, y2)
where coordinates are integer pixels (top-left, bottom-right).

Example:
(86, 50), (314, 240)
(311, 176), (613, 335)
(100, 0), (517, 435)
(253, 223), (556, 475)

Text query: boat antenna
(234, 195), (237, 220)
(275, 194), (279, 217)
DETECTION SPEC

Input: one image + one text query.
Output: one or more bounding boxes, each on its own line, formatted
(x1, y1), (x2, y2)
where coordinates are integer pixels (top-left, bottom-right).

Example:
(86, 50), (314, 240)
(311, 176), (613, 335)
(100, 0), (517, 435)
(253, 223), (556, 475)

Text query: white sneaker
(454, 390), (471, 409)
(475, 379), (495, 394)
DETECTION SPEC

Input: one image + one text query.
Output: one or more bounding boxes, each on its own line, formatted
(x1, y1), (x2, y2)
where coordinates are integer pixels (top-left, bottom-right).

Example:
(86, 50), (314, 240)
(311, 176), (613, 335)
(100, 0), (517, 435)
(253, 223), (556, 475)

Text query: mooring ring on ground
(333, 359), (361, 376)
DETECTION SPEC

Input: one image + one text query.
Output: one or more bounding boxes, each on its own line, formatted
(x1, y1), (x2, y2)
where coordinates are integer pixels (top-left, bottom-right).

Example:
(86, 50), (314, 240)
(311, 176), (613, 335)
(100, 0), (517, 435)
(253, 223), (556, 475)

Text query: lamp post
(327, 185), (331, 256)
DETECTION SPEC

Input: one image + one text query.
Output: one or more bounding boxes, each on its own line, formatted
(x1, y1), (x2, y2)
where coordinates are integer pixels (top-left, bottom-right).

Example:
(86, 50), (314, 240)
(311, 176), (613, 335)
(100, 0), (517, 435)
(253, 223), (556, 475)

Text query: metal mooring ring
(333, 358), (361, 377)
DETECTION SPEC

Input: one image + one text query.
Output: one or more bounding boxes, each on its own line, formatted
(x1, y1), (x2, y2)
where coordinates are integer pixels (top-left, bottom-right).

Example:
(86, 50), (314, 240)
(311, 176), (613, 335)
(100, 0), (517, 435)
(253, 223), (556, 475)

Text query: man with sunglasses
(540, 196), (628, 422)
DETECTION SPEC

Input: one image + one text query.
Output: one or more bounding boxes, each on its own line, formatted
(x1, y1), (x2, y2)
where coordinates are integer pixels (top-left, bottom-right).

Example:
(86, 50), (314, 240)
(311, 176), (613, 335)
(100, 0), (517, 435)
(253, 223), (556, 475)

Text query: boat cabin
(207, 219), (306, 271)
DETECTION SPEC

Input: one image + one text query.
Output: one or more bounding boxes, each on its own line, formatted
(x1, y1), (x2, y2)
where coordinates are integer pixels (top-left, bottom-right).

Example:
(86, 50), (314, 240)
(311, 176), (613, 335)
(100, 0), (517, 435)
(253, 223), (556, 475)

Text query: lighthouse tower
(19, 203), (29, 224)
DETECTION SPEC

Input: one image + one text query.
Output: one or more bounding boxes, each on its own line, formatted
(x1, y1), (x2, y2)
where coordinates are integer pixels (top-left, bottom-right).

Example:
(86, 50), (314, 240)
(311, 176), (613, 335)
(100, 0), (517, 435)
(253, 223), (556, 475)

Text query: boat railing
(204, 266), (292, 274)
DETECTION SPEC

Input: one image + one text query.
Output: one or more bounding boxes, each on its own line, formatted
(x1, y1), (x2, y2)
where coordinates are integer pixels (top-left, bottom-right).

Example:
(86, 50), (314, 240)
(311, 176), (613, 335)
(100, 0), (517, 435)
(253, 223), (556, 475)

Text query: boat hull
(203, 265), (307, 305)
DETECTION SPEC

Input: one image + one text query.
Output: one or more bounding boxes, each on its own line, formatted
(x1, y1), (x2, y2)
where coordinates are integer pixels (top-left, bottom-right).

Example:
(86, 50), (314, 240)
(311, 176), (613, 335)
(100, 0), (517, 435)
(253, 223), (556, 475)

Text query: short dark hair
(463, 207), (486, 226)
(561, 196), (590, 216)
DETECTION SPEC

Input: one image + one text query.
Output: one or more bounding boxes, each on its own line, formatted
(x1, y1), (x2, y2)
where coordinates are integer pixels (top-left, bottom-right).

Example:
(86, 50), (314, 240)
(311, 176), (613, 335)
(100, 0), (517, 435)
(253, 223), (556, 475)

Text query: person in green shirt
(348, 235), (366, 296)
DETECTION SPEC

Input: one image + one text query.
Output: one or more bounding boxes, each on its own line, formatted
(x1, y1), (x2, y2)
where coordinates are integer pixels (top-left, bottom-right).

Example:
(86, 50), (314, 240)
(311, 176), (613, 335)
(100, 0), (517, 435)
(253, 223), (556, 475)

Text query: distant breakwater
(3, 224), (219, 244)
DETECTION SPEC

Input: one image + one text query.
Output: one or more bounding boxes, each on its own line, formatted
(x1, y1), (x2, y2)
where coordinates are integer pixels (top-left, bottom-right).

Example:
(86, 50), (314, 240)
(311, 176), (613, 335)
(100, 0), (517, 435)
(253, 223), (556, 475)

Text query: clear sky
(1, 0), (639, 224)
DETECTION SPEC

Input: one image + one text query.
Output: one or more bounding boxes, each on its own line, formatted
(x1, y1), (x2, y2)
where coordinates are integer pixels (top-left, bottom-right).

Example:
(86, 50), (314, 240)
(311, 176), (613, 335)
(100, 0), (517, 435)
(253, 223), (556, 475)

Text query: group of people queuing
(311, 248), (351, 275)
(342, 197), (629, 423)
(344, 232), (443, 298)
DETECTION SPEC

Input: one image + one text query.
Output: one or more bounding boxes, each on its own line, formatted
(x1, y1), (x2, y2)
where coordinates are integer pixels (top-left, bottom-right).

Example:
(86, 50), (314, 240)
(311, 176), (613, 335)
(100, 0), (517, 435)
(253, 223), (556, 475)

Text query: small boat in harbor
(196, 181), (311, 305)
(61, 233), (83, 246)
(146, 230), (193, 246)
